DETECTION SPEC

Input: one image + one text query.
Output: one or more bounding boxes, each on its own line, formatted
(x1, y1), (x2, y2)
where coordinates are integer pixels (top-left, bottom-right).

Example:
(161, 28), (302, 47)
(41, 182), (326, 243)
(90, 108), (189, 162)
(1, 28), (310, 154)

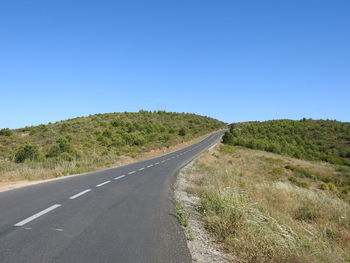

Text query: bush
(60, 152), (74, 161)
(178, 127), (187, 136)
(327, 183), (338, 192)
(175, 202), (189, 227)
(57, 137), (72, 152)
(294, 205), (320, 222)
(288, 176), (309, 188)
(102, 129), (112, 138)
(319, 182), (338, 192)
(46, 137), (73, 157)
(285, 164), (316, 179)
(47, 145), (61, 158)
(319, 182), (329, 190)
(14, 143), (39, 163)
(0, 128), (13, 136)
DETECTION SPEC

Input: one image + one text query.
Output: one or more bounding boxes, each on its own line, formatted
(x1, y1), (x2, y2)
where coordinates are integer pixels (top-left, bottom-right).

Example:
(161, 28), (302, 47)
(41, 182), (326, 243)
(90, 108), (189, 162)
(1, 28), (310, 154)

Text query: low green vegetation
(0, 111), (225, 181)
(175, 201), (189, 228)
(223, 119), (350, 166)
(187, 144), (350, 263)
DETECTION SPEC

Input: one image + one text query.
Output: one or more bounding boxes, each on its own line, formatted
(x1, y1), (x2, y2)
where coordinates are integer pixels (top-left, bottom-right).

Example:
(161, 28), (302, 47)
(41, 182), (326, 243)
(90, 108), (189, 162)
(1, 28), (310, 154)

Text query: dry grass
(186, 144), (350, 263)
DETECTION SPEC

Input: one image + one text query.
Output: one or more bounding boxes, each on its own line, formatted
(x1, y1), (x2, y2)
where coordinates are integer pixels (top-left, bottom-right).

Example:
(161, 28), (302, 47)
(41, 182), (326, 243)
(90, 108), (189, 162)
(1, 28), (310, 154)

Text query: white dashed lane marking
(69, 189), (91, 200)
(128, 171), (136, 175)
(14, 204), (62, 227)
(96, 180), (111, 187)
(114, 175), (126, 180)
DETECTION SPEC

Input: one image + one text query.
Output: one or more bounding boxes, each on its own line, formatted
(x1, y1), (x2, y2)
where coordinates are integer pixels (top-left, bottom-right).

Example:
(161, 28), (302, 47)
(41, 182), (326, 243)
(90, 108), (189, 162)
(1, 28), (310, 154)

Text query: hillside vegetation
(184, 145), (350, 263)
(223, 119), (350, 166)
(0, 111), (225, 181)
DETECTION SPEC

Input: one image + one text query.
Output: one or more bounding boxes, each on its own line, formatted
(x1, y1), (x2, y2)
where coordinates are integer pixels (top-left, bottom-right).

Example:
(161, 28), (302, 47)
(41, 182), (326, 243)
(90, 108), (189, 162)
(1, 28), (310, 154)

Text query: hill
(223, 119), (350, 166)
(0, 111), (225, 181)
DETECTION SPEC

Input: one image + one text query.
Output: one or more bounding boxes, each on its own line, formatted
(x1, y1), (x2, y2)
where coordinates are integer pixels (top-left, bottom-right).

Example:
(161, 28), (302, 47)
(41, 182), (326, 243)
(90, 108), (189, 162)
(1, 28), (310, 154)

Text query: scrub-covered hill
(223, 119), (350, 166)
(0, 111), (225, 181)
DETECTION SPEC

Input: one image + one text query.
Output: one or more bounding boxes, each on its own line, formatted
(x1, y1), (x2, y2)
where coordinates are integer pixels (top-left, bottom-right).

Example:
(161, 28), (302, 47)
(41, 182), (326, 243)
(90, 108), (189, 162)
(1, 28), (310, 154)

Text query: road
(0, 131), (223, 263)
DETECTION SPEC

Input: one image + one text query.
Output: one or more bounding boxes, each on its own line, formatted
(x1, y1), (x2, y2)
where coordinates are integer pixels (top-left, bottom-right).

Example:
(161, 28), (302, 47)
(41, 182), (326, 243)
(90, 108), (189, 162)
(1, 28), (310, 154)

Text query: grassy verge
(186, 144), (350, 263)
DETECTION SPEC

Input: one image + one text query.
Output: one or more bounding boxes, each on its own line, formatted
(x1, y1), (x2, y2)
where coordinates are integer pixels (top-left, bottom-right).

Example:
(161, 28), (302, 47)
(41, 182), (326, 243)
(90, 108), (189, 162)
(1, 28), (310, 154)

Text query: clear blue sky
(1, 0), (349, 129)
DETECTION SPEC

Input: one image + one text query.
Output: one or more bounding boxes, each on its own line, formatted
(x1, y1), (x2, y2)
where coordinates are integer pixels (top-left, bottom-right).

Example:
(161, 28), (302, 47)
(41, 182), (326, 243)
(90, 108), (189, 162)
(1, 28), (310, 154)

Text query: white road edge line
(96, 180), (111, 187)
(69, 189), (91, 200)
(114, 175), (126, 180)
(128, 171), (136, 175)
(14, 204), (62, 227)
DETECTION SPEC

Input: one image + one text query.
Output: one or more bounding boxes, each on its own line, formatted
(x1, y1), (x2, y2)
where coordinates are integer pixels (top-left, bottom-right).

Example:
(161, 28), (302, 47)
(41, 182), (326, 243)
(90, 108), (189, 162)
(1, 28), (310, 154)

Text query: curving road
(0, 131), (224, 263)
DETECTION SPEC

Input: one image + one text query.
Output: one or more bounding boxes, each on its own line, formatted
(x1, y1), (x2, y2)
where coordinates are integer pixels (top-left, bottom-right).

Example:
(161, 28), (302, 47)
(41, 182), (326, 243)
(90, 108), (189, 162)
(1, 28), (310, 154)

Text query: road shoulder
(174, 146), (230, 263)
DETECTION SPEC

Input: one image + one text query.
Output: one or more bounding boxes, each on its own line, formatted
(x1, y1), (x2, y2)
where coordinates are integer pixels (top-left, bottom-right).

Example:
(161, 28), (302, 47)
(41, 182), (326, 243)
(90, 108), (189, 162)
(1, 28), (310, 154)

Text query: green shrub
(60, 152), (74, 161)
(270, 167), (285, 177)
(327, 183), (338, 192)
(288, 176), (309, 188)
(175, 202), (189, 227)
(178, 127), (187, 136)
(97, 135), (109, 146)
(47, 145), (61, 158)
(47, 137), (73, 157)
(319, 182), (329, 190)
(294, 205), (320, 222)
(0, 128), (13, 136)
(285, 164), (316, 179)
(110, 134), (125, 146)
(14, 143), (39, 163)
(57, 137), (72, 152)
(102, 129), (112, 138)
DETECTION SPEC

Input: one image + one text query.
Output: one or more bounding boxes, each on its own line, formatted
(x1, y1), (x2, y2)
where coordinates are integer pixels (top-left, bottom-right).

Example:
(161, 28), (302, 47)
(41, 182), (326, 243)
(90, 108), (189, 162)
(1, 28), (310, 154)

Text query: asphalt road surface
(0, 131), (224, 263)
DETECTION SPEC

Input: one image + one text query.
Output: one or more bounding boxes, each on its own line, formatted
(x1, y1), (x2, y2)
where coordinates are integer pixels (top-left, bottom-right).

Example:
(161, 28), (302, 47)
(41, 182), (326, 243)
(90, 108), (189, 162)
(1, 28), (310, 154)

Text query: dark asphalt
(0, 131), (224, 263)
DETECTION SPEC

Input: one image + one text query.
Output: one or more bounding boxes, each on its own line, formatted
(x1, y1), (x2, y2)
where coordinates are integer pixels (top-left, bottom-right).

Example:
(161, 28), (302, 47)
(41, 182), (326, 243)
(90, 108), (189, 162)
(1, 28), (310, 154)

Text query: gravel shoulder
(174, 147), (231, 263)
